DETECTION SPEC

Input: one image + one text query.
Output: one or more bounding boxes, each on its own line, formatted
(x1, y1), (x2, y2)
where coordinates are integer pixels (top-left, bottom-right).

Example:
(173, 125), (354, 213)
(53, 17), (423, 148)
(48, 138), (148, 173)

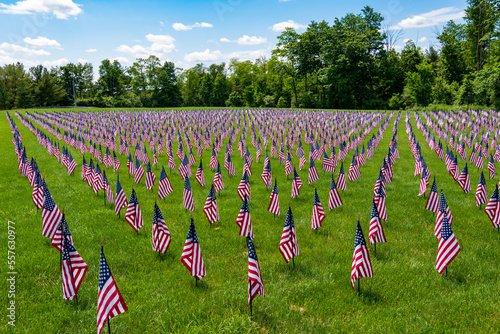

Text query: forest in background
(0, 0), (499, 111)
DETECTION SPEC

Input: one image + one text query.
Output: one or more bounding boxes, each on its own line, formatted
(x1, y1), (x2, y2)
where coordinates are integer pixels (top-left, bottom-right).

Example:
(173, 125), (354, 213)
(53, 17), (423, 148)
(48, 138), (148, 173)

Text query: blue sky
(0, 0), (467, 75)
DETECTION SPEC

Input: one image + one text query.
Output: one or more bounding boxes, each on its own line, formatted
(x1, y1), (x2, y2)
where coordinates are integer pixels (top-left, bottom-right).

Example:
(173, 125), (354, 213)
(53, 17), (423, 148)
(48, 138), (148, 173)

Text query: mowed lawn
(1, 108), (500, 333)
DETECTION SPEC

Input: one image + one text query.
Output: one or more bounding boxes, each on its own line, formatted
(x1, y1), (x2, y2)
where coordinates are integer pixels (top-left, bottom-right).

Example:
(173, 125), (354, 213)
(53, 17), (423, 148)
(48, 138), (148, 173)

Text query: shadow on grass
(358, 288), (383, 304)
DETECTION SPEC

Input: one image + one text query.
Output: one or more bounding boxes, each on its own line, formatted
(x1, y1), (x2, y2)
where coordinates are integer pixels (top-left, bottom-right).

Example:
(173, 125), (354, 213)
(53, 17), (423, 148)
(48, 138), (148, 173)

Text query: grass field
(1, 108), (500, 333)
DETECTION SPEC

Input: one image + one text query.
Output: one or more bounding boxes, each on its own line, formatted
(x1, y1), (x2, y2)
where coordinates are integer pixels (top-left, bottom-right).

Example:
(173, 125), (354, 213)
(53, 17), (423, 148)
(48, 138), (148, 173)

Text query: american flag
(115, 175), (127, 215)
(152, 147), (158, 166)
(328, 175), (343, 210)
(285, 152), (293, 176)
(127, 154), (134, 175)
(225, 154), (235, 176)
(457, 163), (470, 193)
(158, 166), (173, 199)
(210, 147), (218, 170)
(42, 184), (62, 239)
(261, 160), (272, 189)
(86, 159), (95, 186)
(435, 214), (460, 274)
(311, 188), (325, 230)
(485, 184), (500, 228)
(358, 145), (366, 166)
(322, 151), (335, 172)
(103, 171), (114, 203)
(279, 206), (299, 263)
(237, 170), (251, 201)
(125, 189), (143, 232)
(67, 152), (77, 176)
(337, 162), (346, 191)
(181, 219), (206, 280)
(195, 160), (205, 187)
(374, 183), (387, 221)
(434, 189), (453, 239)
(268, 179), (280, 216)
(299, 150), (306, 170)
(243, 155), (252, 176)
(32, 173), (44, 209)
(168, 150), (176, 170)
(291, 168), (303, 199)
(179, 155), (191, 180)
(97, 247), (128, 334)
(103, 147), (112, 168)
(134, 158), (145, 184)
(203, 184), (220, 224)
(368, 199), (386, 246)
(425, 177), (439, 212)
(113, 151), (121, 173)
(475, 150), (484, 169)
(475, 171), (488, 207)
(92, 163), (104, 193)
(51, 214), (73, 252)
(351, 222), (373, 288)
(152, 203), (171, 253)
(488, 155), (496, 179)
(183, 176), (195, 211)
(145, 162), (156, 190)
(308, 158), (319, 184)
(236, 196), (254, 239)
(213, 162), (224, 192)
(247, 236), (265, 305)
(417, 167), (429, 196)
(62, 235), (88, 300)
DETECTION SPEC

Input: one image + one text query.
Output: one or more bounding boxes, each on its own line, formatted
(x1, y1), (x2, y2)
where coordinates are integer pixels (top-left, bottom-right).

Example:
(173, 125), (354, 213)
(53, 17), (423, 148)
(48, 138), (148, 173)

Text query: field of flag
(2, 107), (500, 333)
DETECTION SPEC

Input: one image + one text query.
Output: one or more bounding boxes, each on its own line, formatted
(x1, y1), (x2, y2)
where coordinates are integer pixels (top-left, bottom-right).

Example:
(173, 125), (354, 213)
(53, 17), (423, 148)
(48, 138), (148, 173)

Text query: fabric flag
(158, 166), (173, 199)
(81, 156), (88, 180)
(243, 155), (252, 176)
(225, 154), (235, 176)
(247, 236), (265, 305)
(113, 151), (121, 173)
(351, 222), (373, 288)
(237, 170), (251, 201)
(291, 168), (303, 199)
(261, 160), (272, 189)
(51, 214), (73, 252)
(425, 177), (439, 212)
(213, 162), (224, 192)
(268, 179), (280, 216)
(236, 196), (254, 239)
(127, 154), (134, 175)
(67, 153), (77, 176)
(457, 163), (471, 193)
(475, 171), (488, 207)
(374, 183), (387, 221)
(145, 162), (156, 190)
(152, 203), (171, 253)
(92, 163), (104, 193)
(368, 199), (386, 246)
(311, 188), (326, 230)
(322, 151), (335, 172)
(168, 150), (176, 170)
(134, 158), (145, 184)
(42, 184), (62, 239)
(97, 247), (128, 334)
(181, 219), (206, 280)
(32, 173), (44, 209)
(434, 189), (453, 239)
(348, 153), (361, 182)
(183, 176), (195, 211)
(285, 152), (293, 176)
(308, 158), (319, 184)
(179, 155), (191, 180)
(488, 155), (496, 179)
(435, 214), (460, 274)
(62, 235), (88, 300)
(279, 206), (299, 263)
(210, 147), (218, 170)
(203, 184), (220, 224)
(417, 167), (429, 196)
(115, 176), (127, 216)
(337, 162), (346, 191)
(328, 175), (343, 210)
(124, 189), (143, 232)
(195, 160), (206, 187)
(485, 184), (500, 228)
(103, 171), (114, 203)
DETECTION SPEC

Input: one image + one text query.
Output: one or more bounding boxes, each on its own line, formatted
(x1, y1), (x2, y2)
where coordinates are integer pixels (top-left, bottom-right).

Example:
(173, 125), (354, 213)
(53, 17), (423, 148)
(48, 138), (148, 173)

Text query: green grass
(1, 108), (500, 333)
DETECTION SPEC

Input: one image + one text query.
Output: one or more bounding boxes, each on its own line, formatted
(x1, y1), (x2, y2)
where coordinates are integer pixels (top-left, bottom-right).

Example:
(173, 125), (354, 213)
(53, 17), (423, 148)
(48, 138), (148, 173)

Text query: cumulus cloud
(388, 7), (464, 30)
(184, 49), (222, 62)
(220, 37), (232, 43)
(220, 35), (268, 45)
(418, 37), (428, 43)
(0, 55), (68, 67)
(0, 42), (50, 56)
(270, 20), (307, 32)
(85, 48), (96, 53)
(116, 34), (176, 59)
(112, 56), (130, 64)
(24, 36), (61, 48)
(172, 22), (213, 31)
(0, 0), (82, 19)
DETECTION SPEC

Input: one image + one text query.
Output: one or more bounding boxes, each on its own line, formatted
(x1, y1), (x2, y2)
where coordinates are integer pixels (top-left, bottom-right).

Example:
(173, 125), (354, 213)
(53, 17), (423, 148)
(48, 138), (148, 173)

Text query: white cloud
(0, 55), (68, 67)
(0, 42), (50, 56)
(403, 38), (411, 43)
(237, 35), (267, 45)
(0, 0), (82, 19)
(76, 58), (87, 63)
(85, 48), (96, 53)
(116, 34), (176, 59)
(172, 22), (213, 31)
(24, 36), (61, 48)
(220, 37), (232, 43)
(226, 49), (270, 61)
(270, 20), (307, 32)
(112, 56), (130, 64)
(418, 37), (428, 43)
(388, 7), (464, 30)
(184, 49), (222, 62)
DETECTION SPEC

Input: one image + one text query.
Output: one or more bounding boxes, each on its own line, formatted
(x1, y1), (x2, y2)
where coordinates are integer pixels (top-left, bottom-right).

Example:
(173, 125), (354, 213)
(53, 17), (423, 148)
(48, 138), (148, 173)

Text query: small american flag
(152, 203), (171, 253)
(179, 155), (191, 180)
(368, 199), (386, 246)
(51, 214), (73, 253)
(328, 175), (343, 210)
(181, 219), (206, 280)
(337, 162), (346, 191)
(279, 206), (299, 263)
(425, 177), (439, 212)
(268, 179), (280, 216)
(291, 168), (303, 199)
(225, 154), (235, 176)
(145, 162), (156, 190)
(261, 160), (272, 189)
(308, 158), (319, 184)
(488, 155), (496, 179)
(457, 163), (470, 193)
(322, 151), (335, 172)
(125, 189), (143, 232)
(485, 184), (500, 228)
(311, 188), (325, 230)
(434, 189), (453, 239)
(158, 166), (173, 199)
(351, 222), (373, 288)
(183, 176), (195, 211)
(195, 160), (205, 187)
(213, 162), (224, 192)
(236, 196), (254, 239)
(203, 184), (220, 224)
(475, 171), (488, 207)
(435, 214), (460, 274)
(62, 235), (88, 300)
(42, 184), (62, 239)
(92, 163), (104, 193)
(247, 236), (265, 305)
(115, 175), (127, 215)
(134, 158), (145, 184)
(237, 170), (251, 201)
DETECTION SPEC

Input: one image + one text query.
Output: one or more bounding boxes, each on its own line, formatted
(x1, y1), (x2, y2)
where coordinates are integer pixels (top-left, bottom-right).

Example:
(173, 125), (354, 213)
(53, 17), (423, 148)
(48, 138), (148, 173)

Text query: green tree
(437, 21), (468, 83)
(405, 62), (434, 106)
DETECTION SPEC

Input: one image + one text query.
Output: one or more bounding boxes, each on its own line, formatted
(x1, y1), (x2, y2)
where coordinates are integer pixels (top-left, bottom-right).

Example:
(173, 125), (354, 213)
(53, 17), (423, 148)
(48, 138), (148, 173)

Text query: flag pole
(60, 210), (65, 270)
(249, 282), (253, 321)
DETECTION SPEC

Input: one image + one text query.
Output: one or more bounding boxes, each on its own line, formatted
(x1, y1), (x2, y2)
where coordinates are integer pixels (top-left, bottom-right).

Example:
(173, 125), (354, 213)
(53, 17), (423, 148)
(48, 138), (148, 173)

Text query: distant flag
(308, 158), (319, 184)
(368, 199), (386, 246)
(434, 189), (453, 239)
(268, 179), (280, 216)
(127, 154), (134, 175)
(125, 189), (143, 232)
(133, 158), (145, 184)
(337, 162), (346, 191)
(285, 152), (293, 176)
(425, 177), (439, 213)
(475, 172), (488, 207)
(32, 173), (44, 209)
(67, 153), (77, 176)
(488, 155), (496, 179)
(93, 163), (104, 193)
(158, 166), (173, 199)
(237, 170), (251, 201)
(115, 176), (127, 216)
(81, 156), (88, 180)
(236, 196), (254, 239)
(179, 155), (191, 180)
(183, 177), (195, 211)
(145, 162), (156, 190)
(348, 153), (361, 182)
(113, 151), (121, 173)
(351, 221), (373, 288)
(328, 175), (343, 210)
(181, 219), (206, 280)
(225, 154), (235, 176)
(51, 214), (73, 252)
(291, 168), (303, 199)
(203, 184), (220, 224)
(213, 162), (224, 192)
(484, 184), (500, 228)
(86, 159), (94, 187)
(457, 163), (471, 193)
(195, 160), (206, 187)
(418, 167), (429, 196)
(247, 236), (265, 305)
(97, 246), (128, 334)
(167, 150), (176, 170)
(299, 150), (306, 170)
(103, 171), (114, 203)
(210, 147), (218, 170)
(42, 184), (62, 239)
(279, 206), (299, 263)
(374, 183), (387, 221)
(322, 151), (335, 172)
(152, 203), (171, 254)
(311, 188), (325, 230)
(243, 155), (252, 176)
(435, 214), (460, 274)
(476, 150), (484, 169)
(261, 160), (272, 189)
(61, 235), (88, 300)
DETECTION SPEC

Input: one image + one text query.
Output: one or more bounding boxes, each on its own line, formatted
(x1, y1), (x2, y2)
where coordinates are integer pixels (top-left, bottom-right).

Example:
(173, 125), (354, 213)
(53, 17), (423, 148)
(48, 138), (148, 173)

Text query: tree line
(1, 1), (499, 111)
